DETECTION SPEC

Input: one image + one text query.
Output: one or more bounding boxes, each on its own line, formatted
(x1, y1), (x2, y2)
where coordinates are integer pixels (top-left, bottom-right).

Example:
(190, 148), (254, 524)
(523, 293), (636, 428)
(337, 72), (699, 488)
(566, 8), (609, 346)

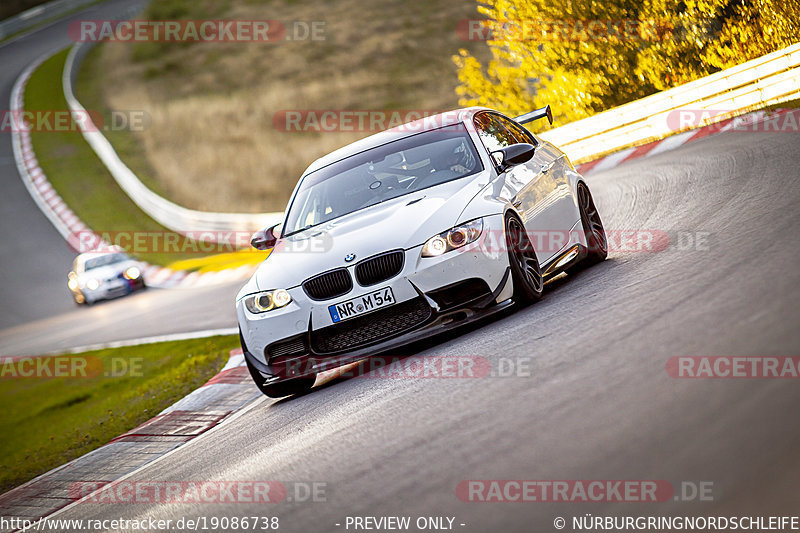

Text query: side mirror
(491, 143), (536, 173)
(250, 223), (281, 250)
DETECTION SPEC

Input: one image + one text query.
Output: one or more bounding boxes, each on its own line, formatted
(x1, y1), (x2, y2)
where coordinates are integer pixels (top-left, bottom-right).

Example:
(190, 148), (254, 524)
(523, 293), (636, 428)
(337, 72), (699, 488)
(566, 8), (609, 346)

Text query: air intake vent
(311, 297), (431, 354)
(426, 278), (492, 311)
(354, 250), (404, 287)
(302, 269), (352, 301)
(266, 336), (308, 360)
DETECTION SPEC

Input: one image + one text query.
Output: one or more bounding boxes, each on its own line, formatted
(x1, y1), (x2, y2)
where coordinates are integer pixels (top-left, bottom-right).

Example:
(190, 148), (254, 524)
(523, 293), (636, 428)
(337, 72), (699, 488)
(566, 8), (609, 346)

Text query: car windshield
(284, 124), (482, 236)
(84, 253), (128, 271)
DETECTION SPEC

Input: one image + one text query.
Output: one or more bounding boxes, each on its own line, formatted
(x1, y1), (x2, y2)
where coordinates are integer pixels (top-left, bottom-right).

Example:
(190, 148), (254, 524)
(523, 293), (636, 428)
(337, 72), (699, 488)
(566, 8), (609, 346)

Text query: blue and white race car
(68, 251), (146, 305)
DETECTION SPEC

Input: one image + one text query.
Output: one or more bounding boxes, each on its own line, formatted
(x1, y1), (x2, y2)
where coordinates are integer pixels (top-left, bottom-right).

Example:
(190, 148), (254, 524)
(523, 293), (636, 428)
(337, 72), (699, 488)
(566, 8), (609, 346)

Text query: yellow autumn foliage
(454, 0), (800, 126)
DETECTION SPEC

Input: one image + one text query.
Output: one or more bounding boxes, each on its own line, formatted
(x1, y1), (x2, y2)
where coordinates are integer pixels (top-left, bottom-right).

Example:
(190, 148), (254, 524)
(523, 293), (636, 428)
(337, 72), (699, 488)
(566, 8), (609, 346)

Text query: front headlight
(421, 219), (483, 257)
(123, 266), (141, 280)
(86, 278), (100, 291)
(244, 289), (292, 314)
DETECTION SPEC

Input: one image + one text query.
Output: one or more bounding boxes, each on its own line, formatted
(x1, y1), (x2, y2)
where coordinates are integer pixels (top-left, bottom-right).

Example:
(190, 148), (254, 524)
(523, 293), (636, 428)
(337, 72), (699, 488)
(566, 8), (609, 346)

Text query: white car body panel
(248, 174), (493, 293)
(237, 107), (595, 383)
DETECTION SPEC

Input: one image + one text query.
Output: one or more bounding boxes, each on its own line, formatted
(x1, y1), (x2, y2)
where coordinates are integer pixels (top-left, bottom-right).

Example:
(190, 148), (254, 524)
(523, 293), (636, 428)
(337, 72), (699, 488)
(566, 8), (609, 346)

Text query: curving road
(2, 3), (798, 531)
(0, 0), (241, 355)
(0, 17), (82, 331)
(45, 128), (800, 531)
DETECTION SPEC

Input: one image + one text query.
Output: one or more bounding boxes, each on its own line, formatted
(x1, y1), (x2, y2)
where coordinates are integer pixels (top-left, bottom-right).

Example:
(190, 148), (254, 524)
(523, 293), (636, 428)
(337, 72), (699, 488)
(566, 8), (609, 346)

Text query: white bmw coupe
(237, 106), (606, 397)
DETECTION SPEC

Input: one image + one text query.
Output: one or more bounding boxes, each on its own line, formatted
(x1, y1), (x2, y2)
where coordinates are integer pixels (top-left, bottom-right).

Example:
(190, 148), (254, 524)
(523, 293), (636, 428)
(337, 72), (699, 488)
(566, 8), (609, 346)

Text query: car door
(473, 111), (530, 200)
(496, 115), (576, 264)
(473, 112), (569, 265)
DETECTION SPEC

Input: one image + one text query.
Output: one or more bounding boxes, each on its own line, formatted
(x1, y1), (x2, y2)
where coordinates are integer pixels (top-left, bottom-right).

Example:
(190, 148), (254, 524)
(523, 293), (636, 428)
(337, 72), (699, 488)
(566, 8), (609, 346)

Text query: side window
(473, 113), (516, 154)
(496, 115), (537, 145)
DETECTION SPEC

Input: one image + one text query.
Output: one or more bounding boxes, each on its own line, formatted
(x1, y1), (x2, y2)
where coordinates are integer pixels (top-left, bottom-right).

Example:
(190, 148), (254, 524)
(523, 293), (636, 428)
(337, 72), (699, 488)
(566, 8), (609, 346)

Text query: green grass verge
(0, 335), (240, 493)
(24, 49), (213, 266)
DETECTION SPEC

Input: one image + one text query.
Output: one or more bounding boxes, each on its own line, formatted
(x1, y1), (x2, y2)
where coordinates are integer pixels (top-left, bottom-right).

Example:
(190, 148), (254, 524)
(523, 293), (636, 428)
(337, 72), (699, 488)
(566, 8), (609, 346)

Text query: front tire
(245, 355), (316, 398)
(505, 214), (543, 304)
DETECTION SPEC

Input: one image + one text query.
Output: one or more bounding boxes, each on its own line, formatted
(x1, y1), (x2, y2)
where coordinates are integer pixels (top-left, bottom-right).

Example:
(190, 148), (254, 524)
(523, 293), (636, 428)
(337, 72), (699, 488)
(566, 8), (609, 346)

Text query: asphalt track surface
(2, 4), (800, 531)
(49, 129), (800, 531)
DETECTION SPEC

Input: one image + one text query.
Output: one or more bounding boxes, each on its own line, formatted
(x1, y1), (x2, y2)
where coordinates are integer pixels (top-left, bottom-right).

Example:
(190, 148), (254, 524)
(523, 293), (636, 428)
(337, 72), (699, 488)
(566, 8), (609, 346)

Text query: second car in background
(67, 251), (146, 305)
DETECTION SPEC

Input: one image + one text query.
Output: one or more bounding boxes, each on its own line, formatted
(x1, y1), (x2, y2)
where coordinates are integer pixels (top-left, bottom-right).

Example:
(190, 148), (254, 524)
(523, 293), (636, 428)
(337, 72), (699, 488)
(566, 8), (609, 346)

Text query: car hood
(78, 261), (138, 281)
(252, 171), (492, 292)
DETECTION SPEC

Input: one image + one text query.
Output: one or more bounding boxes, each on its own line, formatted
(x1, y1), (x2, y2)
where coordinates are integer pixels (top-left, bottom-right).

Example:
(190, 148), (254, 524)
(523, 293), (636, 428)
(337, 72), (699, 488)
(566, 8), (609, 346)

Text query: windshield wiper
(284, 224), (316, 238)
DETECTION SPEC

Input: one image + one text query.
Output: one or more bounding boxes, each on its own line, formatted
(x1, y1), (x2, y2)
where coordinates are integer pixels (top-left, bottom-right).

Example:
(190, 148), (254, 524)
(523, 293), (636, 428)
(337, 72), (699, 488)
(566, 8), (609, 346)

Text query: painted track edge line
(45, 327), (240, 355)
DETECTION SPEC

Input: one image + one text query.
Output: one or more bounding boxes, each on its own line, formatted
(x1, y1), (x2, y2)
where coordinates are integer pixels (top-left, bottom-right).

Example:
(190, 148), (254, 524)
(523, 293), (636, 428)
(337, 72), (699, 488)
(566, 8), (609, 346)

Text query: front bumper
(238, 214), (513, 379)
(79, 276), (145, 303)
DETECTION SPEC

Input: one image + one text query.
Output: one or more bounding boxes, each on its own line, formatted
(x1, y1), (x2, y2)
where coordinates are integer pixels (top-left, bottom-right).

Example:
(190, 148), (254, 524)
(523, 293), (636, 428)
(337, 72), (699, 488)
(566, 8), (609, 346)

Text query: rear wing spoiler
(514, 105), (553, 126)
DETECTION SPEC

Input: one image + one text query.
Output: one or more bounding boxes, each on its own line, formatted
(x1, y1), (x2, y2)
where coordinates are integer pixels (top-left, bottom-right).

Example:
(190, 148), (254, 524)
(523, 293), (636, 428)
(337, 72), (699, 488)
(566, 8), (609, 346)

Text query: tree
(454, 0), (800, 126)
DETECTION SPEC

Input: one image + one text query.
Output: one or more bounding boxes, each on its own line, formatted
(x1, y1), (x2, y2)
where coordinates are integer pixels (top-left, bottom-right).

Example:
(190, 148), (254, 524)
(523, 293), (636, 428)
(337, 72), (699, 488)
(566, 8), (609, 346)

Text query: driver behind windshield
(283, 124), (482, 236)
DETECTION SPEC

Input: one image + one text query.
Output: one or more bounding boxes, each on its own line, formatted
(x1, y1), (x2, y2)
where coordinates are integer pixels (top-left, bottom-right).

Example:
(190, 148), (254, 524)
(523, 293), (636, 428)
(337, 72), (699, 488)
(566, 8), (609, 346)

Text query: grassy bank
(88, 0), (490, 213)
(0, 335), (240, 493)
(24, 49), (253, 268)
(75, 44), (170, 198)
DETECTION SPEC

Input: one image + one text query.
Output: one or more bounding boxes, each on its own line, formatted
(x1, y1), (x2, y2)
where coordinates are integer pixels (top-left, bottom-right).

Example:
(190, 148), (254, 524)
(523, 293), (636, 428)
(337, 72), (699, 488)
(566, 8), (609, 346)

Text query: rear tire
(568, 182), (607, 275)
(505, 214), (543, 304)
(245, 355), (316, 398)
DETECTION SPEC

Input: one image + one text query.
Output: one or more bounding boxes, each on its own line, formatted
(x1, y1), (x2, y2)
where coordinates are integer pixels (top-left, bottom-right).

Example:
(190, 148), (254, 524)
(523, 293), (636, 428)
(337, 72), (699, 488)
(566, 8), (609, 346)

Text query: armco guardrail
(0, 0), (97, 41)
(63, 40), (799, 237)
(541, 42), (800, 162)
(63, 42), (281, 237)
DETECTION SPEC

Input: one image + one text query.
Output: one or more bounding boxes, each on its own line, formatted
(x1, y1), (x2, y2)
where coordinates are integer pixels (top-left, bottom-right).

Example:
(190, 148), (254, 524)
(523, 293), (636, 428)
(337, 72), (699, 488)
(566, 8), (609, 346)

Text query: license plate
(329, 287), (395, 323)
